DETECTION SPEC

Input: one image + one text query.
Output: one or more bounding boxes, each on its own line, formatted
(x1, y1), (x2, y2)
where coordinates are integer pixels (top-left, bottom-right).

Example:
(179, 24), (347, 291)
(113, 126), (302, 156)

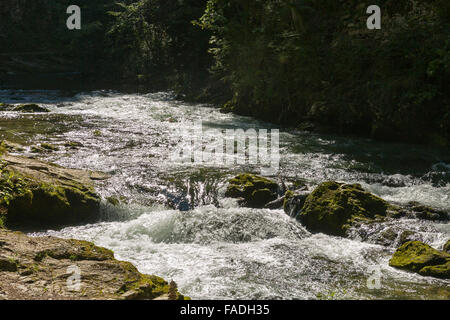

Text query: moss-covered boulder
(225, 173), (279, 208)
(64, 141), (84, 149)
(0, 229), (190, 300)
(13, 104), (50, 113)
(0, 140), (25, 153)
(389, 241), (450, 279)
(0, 103), (14, 111)
(298, 181), (389, 236)
(0, 153), (108, 229)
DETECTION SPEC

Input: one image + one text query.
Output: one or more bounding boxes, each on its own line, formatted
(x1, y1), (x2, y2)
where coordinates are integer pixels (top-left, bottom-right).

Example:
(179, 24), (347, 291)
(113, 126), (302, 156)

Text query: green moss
(0, 256), (18, 272)
(419, 261), (450, 279)
(40, 143), (59, 151)
(283, 190), (295, 210)
(225, 173), (278, 208)
(34, 240), (114, 262)
(0, 167), (100, 229)
(64, 141), (83, 148)
(107, 196), (120, 206)
(0, 142), (8, 156)
(298, 181), (389, 236)
(13, 104), (50, 113)
(444, 240), (450, 253)
(389, 241), (450, 279)
(219, 102), (235, 114)
(93, 130), (102, 137)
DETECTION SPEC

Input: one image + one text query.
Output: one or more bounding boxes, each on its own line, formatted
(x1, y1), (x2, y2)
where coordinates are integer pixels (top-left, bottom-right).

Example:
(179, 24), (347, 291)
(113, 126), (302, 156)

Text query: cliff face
(0, 229), (188, 300)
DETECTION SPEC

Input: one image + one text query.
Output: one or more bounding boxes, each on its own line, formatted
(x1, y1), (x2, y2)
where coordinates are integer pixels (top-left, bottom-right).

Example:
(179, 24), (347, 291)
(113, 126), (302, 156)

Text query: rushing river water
(0, 89), (449, 299)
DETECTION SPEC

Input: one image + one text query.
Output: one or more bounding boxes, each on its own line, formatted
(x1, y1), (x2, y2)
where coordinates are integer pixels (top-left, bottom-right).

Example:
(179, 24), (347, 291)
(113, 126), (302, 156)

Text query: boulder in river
(0, 103), (50, 113)
(0, 153), (109, 229)
(0, 229), (189, 300)
(13, 104), (50, 113)
(225, 173), (279, 208)
(298, 181), (390, 237)
(399, 201), (448, 221)
(389, 241), (450, 279)
(1, 140), (25, 153)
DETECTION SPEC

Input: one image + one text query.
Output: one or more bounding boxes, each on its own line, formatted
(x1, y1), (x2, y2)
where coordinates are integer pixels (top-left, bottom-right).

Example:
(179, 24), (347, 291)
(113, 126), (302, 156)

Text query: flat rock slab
(0, 229), (188, 300)
(1, 154), (110, 187)
(0, 154), (110, 229)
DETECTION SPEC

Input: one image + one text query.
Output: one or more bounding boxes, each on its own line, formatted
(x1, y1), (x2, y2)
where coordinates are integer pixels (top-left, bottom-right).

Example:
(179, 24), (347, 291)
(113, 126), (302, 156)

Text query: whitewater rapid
(1, 89), (448, 299)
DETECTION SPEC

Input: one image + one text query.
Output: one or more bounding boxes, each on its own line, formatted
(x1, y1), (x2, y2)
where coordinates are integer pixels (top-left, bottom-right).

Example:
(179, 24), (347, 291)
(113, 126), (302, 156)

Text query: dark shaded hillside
(0, 0), (449, 146)
(197, 0), (450, 146)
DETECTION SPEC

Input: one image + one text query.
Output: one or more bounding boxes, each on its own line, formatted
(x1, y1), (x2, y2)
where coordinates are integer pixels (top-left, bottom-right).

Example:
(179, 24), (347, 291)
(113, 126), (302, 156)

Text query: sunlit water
(0, 89), (449, 299)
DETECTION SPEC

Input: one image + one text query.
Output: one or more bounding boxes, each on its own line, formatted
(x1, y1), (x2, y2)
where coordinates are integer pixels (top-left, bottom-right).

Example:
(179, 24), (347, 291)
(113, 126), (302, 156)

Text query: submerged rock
(0, 229), (189, 300)
(225, 173), (279, 208)
(0, 103), (13, 110)
(64, 141), (84, 149)
(12, 104), (50, 113)
(298, 181), (390, 237)
(0, 140), (25, 153)
(399, 202), (448, 221)
(31, 143), (60, 153)
(389, 241), (450, 279)
(0, 153), (106, 229)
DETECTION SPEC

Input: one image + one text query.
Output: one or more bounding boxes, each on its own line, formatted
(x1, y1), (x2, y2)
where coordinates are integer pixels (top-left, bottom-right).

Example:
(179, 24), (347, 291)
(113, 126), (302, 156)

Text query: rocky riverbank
(0, 143), (189, 300)
(0, 229), (188, 300)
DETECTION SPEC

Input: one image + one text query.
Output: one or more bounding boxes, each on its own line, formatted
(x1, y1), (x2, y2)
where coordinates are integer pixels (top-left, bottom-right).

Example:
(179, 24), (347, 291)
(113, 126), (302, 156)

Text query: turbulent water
(0, 89), (449, 299)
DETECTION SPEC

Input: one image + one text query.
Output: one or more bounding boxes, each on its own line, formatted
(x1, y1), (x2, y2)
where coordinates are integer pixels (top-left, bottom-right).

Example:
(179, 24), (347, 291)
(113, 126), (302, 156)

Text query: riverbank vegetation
(1, 0), (449, 145)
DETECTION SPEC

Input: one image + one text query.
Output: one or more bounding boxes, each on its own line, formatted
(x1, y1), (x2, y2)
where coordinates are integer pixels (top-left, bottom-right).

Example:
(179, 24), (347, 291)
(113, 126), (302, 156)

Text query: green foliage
(0, 0), (116, 75)
(1, 0), (448, 145)
(106, 0), (211, 91)
(197, 0), (450, 145)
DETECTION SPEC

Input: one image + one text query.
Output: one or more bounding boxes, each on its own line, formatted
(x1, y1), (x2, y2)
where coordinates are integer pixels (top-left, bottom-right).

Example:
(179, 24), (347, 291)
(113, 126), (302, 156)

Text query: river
(0, 88), (449, 299)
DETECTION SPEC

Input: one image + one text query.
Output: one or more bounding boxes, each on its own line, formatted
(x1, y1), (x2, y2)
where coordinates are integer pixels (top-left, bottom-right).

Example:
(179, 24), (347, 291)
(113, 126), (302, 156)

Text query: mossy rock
(443, 240), (450, 253)
(64, 141), (83, 149)
(298, 181), (389, 236)
(13, 104), (50, 113)
(0, 229), (190, 300)
(225, 173), (279, 208)
(389, 241), (450, 279)
(2, 172), (100, 229)
(34, 239), (114, 262)
(403, 202), (448, 221)
(40, 143), (59, 151)
(107, 196), (120, 206)
(1, 140), (25, 153)
(0, 103), (14, 111)
(0, 154), (102, 229)
(219, 101), (235, 114)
